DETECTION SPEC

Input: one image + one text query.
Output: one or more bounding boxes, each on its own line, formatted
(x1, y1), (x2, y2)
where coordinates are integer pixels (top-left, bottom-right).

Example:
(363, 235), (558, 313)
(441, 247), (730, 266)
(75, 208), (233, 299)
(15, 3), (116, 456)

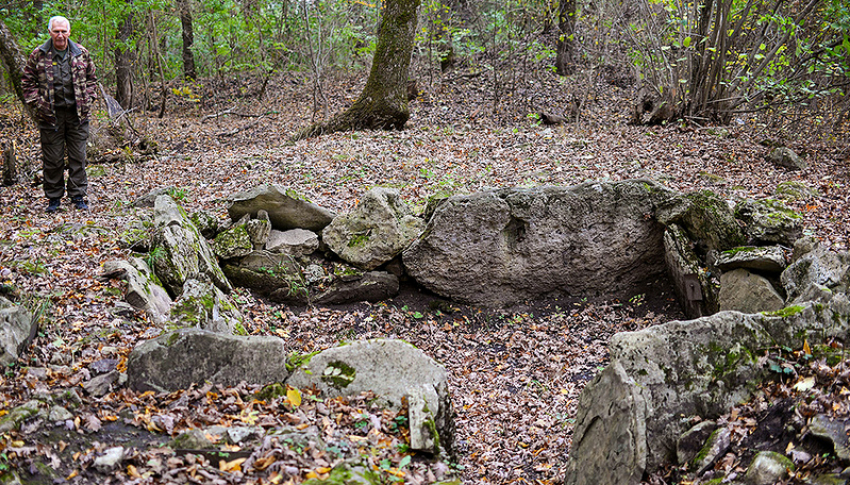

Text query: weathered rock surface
(323, 188), (425, 271)
(657, 190), (746, 252)
(213, 216), (254, 260)
(287, 339), (453, 454)
(693, 427), (731, 475)
(774, 181), (818, 201)
(101, 257), (172, 325)
(311, 271), (399, 305)
(266, 228), (319, 256)
(565, 294), (850, 485)
(0, 296), (36, 367)
(719, 269), (784, 314)
(676, 420), (717, 466)
(170, 278), (245, 334)
(221, 250), (301, 296)
(766, 147), (806, 170)
(735, 199), (802, 246)
(744, 451), (794, 485)
(151, 195), (231, 296)
(782, 241), (850, 304)
(228, 185), (335, 232)
(247, 210), (272, 249)
(664, 223), (719, 319)
(127, 328), (290, 392)
(808, 414), (850, 461)
(404, 180), (679, 306)
(715, 246), (787, 273)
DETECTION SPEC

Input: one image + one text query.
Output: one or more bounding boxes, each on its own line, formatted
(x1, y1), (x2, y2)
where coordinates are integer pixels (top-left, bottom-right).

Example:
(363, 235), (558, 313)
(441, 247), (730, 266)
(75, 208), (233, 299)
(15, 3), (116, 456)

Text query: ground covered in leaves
(0, 66), (849, 484)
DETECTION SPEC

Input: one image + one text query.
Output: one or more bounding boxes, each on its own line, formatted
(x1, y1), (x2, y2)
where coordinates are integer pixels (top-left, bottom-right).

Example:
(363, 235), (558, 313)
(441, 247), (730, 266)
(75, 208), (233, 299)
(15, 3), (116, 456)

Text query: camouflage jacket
(22, 39), (98, 126)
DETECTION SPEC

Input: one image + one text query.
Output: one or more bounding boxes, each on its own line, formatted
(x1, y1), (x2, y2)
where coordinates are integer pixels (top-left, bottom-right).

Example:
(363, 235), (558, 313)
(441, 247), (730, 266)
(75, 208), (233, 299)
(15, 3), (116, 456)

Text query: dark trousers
(40, 107), (89, 199)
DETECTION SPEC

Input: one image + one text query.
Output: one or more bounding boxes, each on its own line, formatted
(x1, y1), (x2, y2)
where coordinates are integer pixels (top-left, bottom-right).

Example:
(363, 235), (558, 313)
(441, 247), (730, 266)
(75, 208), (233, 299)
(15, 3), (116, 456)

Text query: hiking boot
(71, 196), (88, 210)
(46, 198), (61, 213)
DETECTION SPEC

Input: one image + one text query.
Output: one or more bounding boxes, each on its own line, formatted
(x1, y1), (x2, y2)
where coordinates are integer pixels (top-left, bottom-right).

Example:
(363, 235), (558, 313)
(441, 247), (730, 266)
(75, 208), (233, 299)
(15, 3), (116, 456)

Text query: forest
(0, 0), (849, 484)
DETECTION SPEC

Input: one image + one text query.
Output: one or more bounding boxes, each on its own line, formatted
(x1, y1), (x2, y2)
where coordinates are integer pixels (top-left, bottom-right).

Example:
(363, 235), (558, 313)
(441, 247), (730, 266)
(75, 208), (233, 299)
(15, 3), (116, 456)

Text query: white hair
(48, 16), (70, 32)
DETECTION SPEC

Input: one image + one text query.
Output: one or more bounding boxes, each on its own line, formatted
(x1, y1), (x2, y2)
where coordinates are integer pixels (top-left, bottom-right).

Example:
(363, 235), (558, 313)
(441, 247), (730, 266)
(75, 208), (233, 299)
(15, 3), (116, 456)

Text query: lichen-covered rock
(0, 296), (36, 367)
(311, 271), (399, 305)
(286, 339), (453, 454)
(127, 328), (290, 392)
(170, 278), (245, 335)
(735, 199), (802, 246)
(228, 185), (335, 232)
(190, 210), (220, 239)
(715, 246), (787, 273)
(692, 427), (731, 474)
(766, 147), (806, 170)
(781, 241), (850, 304)
(213, 217), (254, 260)
(323, 188), (426, 270)
(658, 190), (746, 252)
(719, 269), (784, 314)
(405, 180), (679, 306)
(101, 257), (172, 325)
(150, 195), (231, 296)
(676, 420), (717, 466)
(221, 250), (303, 297)
(565, 296), (850, 485)
(744, 451), (794, 485)
(774, 181), (818, 201)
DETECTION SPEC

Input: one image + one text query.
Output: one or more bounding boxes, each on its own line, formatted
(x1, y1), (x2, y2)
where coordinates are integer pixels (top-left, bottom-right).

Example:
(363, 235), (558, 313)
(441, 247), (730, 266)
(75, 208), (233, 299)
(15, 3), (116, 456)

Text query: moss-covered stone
(321, 361), (356, 388)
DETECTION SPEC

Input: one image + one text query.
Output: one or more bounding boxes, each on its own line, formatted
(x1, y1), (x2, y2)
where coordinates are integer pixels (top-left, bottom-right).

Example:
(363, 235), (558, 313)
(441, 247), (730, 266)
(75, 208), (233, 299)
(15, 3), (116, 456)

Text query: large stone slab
(287, 339), (453, 454)
(403, 180), (679, 306)
(228, 185), (335, 232)
(565, 295), (850, 485)
(127, 328), (290, 392)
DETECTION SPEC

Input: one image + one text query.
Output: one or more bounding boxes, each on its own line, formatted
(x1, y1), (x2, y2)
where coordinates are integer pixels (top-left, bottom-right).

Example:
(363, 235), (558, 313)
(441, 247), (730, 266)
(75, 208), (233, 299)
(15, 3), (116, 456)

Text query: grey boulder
(228, 185), (335, 232)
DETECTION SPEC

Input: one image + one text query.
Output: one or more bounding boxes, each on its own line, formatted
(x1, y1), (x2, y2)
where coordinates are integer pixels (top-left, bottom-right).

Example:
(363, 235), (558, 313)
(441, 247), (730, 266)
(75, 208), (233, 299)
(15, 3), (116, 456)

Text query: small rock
(82, 370), (119, 397)
(744, 451), (794, 485)
(766, 147), (806, 170)
(694, 427), (731, 475)
(90, 359), (119, 375)
(94, 446), (125, 473)
(676, 420), (717, 465)
(170, 429), (214, 450)
(48, 405), (74, 422)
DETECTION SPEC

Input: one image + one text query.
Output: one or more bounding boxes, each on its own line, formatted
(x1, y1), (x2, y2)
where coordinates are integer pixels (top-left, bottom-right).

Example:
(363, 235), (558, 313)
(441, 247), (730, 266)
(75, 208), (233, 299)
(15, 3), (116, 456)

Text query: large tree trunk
(293, 0), (421, 140)
(555, 0), (576, 76)
(115, 7), (135, 109)
(0, 20), (35, 119)
(178, 0), (196, 80)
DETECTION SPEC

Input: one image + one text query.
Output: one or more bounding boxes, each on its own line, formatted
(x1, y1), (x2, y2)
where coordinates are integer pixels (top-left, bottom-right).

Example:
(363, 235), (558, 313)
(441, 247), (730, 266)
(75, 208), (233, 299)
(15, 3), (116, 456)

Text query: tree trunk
(115, 6), (135, 109)
(178, 0), (196, 80)
(293, 0), (421, 140)
(555, 0), (576, 76)
(2, 141), (18, 187)
(0, 20), (35, 119)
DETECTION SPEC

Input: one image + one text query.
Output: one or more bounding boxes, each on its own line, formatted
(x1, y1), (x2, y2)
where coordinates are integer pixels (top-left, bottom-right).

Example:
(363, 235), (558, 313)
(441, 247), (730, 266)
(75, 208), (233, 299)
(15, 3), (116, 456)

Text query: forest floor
(0, 66), (849, 484)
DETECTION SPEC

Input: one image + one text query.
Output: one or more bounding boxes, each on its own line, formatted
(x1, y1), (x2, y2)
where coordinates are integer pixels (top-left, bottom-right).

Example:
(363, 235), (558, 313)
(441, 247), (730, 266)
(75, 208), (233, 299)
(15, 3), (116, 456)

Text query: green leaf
(683, 36), (691, 48)
(399, 455), (412, 468)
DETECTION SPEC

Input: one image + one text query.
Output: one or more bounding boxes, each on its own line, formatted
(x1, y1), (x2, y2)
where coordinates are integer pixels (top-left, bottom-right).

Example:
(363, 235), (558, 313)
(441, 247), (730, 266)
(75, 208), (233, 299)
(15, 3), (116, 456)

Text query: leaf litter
(0, 67), (848, 484)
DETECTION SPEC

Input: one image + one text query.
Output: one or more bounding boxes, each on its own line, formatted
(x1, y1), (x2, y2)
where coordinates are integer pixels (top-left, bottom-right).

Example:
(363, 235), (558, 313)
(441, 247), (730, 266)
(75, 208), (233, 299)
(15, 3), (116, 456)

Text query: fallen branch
(203, 106), (267, 123)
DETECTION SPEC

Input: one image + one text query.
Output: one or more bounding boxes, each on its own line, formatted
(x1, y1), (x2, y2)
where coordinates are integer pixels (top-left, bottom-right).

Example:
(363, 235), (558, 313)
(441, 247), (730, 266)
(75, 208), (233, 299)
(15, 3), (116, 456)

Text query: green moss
(348, 233), (370, 248)
(321, 361), (356, 388)
(422, 415), (441, 453)
(165, 331), (181, 347)
(762, 305), (805, 318)
(286, 351), (320, 372)
(234, 321), (248, 336)
(721, 246), (759, 255)
(254, 383), (287, 401)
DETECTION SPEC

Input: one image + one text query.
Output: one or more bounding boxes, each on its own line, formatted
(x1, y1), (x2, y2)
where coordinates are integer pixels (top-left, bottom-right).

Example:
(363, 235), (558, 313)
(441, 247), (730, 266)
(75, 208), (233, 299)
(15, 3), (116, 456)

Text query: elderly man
(22, 15), (98, 212)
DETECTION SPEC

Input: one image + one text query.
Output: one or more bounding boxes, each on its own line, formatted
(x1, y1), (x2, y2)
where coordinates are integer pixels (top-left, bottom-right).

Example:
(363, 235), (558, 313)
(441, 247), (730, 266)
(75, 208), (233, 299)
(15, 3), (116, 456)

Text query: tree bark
(0, 19), (35, 119)
(115, 6), (135, 109)
(555, 0), (576, 76)
(293, 0), (421, 140)
(178, 0), (196, 80)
